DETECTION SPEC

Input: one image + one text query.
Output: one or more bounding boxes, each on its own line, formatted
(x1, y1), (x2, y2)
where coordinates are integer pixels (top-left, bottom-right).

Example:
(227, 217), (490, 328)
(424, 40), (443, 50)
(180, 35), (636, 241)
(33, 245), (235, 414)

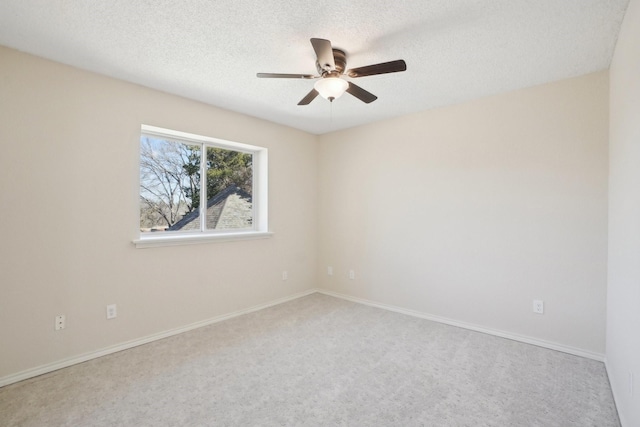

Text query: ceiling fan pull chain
(330, 100), (333, 124)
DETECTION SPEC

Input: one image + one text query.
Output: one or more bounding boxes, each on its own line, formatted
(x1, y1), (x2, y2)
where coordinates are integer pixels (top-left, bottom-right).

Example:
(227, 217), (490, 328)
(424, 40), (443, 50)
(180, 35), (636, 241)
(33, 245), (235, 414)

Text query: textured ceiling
(0, 0), (630, 134)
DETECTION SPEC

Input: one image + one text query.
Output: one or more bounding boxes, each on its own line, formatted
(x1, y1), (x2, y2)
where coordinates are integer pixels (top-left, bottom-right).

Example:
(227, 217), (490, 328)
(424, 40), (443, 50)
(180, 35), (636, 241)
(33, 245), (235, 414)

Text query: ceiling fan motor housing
(317, 49), (347, 76)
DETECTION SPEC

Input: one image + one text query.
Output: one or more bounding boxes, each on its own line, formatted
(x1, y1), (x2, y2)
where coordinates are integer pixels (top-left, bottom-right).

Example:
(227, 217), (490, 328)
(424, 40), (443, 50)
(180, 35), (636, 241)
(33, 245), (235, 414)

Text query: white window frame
(134, 125), (271, 248)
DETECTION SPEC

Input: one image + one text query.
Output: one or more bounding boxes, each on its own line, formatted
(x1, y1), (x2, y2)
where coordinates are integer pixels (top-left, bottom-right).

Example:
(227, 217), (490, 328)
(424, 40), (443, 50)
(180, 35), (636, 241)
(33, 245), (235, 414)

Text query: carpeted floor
(0, 293), (620, 426)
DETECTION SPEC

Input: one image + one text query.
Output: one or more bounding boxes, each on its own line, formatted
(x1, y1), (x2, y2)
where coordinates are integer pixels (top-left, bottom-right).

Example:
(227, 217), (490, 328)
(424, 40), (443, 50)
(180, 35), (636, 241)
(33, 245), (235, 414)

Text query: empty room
(1, 1), (639, 426)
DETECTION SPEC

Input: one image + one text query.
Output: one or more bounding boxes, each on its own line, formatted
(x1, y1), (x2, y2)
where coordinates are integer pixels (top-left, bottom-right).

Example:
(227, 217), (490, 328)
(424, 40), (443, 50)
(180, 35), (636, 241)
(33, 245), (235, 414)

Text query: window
(135, 125), (269, 248)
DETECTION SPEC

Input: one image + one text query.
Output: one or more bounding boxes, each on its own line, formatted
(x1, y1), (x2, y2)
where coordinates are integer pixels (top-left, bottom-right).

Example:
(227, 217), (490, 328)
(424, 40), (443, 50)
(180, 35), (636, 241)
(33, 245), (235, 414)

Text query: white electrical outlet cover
(106, 304), (117, 319)
(533, 300), (544, 314)
(55, 314), (65, 330)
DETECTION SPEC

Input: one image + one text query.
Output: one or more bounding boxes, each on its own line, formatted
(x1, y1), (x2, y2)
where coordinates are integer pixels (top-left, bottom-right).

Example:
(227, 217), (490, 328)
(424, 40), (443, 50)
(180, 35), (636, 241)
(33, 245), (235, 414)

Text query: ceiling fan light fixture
(314, 77), (348, 102)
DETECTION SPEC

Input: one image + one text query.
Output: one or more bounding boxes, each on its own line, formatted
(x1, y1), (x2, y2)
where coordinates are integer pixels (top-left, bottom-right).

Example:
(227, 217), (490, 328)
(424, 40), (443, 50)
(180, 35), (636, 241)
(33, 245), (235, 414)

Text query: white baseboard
(0, 289), (317, 388)
(316, 289), (605, 362)
(603, 359), (626, 427)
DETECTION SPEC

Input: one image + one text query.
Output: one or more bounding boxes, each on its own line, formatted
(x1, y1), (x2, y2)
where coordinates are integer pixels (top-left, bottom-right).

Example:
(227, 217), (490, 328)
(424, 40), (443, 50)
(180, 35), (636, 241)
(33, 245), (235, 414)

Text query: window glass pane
(204, 146), (253, 230)
(139, 137), (201, 233)
(138, 125), (266, 243)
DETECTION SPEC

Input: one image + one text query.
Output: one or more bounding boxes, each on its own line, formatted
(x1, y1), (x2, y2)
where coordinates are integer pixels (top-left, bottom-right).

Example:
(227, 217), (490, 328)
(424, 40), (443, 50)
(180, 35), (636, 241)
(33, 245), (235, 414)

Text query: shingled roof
(168, 185), (252, 231)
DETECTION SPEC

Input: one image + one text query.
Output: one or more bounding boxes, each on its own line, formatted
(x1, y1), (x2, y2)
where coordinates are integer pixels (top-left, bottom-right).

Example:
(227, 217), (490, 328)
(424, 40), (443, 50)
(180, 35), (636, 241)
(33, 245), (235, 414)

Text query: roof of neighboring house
(168, 185), (252, 231)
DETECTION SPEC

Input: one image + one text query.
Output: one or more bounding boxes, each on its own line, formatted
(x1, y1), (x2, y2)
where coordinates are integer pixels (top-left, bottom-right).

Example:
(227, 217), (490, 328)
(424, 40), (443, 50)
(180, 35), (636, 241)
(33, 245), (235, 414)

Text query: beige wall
(607, 0), (640, 424)
(0, 46), (318, 379)
(318, 71), (609, 355)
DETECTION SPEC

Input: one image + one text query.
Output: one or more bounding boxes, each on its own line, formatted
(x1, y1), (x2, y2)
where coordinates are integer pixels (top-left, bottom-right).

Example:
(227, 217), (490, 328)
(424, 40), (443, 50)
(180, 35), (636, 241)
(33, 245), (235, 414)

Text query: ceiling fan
(257, 38), (407, 105)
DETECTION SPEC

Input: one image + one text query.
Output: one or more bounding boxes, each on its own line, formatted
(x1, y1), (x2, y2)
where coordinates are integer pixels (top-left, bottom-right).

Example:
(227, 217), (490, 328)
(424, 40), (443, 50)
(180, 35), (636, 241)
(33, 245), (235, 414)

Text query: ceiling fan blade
(257, 73), (316, 79)
(346, 60), (407, 78)
(310, 38), (335, 72)
(298, 89), (319, 105)
(346, 82), (377, 104)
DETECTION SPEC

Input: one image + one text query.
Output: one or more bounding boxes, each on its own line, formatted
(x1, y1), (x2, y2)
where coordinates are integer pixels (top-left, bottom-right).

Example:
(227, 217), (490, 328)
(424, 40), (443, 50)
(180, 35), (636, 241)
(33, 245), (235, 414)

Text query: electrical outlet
(106, 304), (117, 320)
(55, 314), (65, 330)
(349, 269), (355, 280)
(533, 300), (544, 314)
(327, 266), (333, 276)
(282, 271), (288, 281)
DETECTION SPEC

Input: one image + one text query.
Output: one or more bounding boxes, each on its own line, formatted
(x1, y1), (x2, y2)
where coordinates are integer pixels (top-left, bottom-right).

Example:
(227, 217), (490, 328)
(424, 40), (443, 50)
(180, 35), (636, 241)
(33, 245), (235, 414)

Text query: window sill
(133, 231), (274, 248)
